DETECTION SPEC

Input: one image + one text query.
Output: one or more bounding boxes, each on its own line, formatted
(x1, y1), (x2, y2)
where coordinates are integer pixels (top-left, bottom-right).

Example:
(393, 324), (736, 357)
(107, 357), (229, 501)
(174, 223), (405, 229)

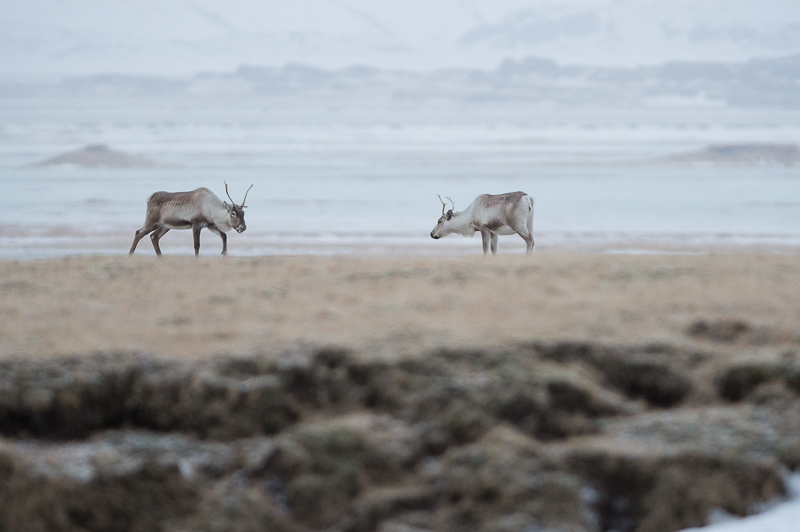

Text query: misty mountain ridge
(4, 1), (800, 76)
(3, 54), (799, 109)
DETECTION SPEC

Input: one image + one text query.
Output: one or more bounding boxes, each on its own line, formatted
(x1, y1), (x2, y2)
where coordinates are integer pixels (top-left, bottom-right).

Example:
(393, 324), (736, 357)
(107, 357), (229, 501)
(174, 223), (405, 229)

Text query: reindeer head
(224, 182), (253, 233)
(430, 194), (456, 239)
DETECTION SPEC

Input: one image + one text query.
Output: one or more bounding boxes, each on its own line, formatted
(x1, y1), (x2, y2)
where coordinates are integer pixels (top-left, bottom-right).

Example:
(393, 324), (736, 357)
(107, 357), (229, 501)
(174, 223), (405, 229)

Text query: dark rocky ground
(1, 327), (799, 532)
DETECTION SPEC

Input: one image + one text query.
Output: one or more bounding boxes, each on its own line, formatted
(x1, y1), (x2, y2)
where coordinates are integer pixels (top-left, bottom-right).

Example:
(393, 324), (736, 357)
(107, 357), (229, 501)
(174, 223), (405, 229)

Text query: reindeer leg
(149, 226), (169, 257)
(490, 233), (498, 255)
(510, 221), (534, 255)
(208, 225), (227, 256)
(525, 235), (533, 255)
(480, 229), (491, 255)
(129, 223), (158, 255)
(525, 202), (535, 255)
(192, 224), (202, 257)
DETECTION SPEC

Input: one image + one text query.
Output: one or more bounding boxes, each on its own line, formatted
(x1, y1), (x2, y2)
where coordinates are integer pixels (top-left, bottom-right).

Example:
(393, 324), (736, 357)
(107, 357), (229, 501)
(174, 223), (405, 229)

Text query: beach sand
(1, 252), (798, 360)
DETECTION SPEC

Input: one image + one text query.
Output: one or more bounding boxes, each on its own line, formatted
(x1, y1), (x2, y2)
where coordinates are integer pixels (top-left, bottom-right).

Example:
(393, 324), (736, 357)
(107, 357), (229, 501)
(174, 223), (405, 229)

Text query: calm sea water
(2, 103), (800, 258)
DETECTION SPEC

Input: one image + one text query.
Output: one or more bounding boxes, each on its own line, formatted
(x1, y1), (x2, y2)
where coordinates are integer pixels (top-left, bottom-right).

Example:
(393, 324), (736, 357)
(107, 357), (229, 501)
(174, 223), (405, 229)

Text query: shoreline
(3, 226), (800, 261)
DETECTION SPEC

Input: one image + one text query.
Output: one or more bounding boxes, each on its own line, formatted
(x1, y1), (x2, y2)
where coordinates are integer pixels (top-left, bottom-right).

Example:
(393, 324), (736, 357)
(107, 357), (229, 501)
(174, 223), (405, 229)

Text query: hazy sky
(3, 0), (800, 76)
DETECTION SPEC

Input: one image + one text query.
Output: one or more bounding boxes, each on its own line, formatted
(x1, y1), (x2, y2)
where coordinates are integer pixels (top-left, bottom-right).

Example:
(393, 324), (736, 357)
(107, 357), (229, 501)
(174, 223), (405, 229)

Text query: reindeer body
(430, 191), (534, 255)
(129, 184), (251, 257)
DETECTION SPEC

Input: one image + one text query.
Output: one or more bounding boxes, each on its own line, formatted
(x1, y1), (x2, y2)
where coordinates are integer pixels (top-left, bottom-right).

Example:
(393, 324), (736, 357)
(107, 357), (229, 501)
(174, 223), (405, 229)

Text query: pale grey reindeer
(129, 182), (252, 257)
(430, 191), (535, 255)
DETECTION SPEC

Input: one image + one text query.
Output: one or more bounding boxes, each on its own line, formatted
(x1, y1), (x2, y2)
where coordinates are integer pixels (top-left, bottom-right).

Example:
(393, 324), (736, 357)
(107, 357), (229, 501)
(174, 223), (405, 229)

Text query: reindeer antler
(437, 194), (447, 215)
(224, 182), (254, 207)
(241, 184), (253, 208)
(446, 196), (455, 211)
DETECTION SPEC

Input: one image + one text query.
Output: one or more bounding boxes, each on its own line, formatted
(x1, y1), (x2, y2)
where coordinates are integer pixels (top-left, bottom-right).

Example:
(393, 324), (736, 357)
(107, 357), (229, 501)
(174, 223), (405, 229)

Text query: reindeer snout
(430, 231), (439, 239)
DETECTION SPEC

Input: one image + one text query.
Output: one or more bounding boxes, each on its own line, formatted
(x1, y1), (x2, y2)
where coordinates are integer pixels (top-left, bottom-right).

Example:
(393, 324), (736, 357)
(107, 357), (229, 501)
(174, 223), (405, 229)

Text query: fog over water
(2, 1), (800, 258)
(5, 0), (800, 74)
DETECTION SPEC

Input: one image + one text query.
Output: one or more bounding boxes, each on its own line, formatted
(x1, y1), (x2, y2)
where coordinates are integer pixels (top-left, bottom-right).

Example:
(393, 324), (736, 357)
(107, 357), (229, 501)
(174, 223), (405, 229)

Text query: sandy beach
(1, 252), (798, 360)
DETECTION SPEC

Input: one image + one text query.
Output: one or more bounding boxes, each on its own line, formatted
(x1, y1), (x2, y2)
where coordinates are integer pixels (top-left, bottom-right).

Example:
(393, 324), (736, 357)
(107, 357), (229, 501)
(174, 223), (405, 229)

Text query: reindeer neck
(449, 205), (478, 236)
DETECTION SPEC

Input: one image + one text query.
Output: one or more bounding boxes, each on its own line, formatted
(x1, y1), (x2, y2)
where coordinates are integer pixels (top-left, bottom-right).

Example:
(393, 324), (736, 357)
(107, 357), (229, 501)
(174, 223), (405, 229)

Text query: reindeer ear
(446, 210), (453, 220)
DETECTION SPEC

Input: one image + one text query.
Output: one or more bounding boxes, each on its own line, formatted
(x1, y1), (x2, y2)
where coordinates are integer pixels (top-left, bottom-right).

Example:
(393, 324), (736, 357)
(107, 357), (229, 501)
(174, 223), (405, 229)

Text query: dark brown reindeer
(129, 182), (252, 257)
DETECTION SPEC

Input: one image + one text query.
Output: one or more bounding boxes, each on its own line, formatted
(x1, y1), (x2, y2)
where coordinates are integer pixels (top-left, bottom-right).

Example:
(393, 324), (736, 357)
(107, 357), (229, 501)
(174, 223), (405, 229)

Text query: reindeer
(129, 182), (252, 257)
(430, 192), (534, 255)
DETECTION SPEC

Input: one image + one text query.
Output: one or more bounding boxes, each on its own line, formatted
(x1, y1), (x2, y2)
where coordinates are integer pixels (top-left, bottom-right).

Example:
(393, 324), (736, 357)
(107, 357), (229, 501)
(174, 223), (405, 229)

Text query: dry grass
(0, 252), (799, 359)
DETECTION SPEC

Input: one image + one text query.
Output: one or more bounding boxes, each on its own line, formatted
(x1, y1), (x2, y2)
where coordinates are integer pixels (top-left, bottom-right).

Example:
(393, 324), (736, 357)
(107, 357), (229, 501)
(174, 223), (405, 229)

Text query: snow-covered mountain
(2, 0), (800, 77)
